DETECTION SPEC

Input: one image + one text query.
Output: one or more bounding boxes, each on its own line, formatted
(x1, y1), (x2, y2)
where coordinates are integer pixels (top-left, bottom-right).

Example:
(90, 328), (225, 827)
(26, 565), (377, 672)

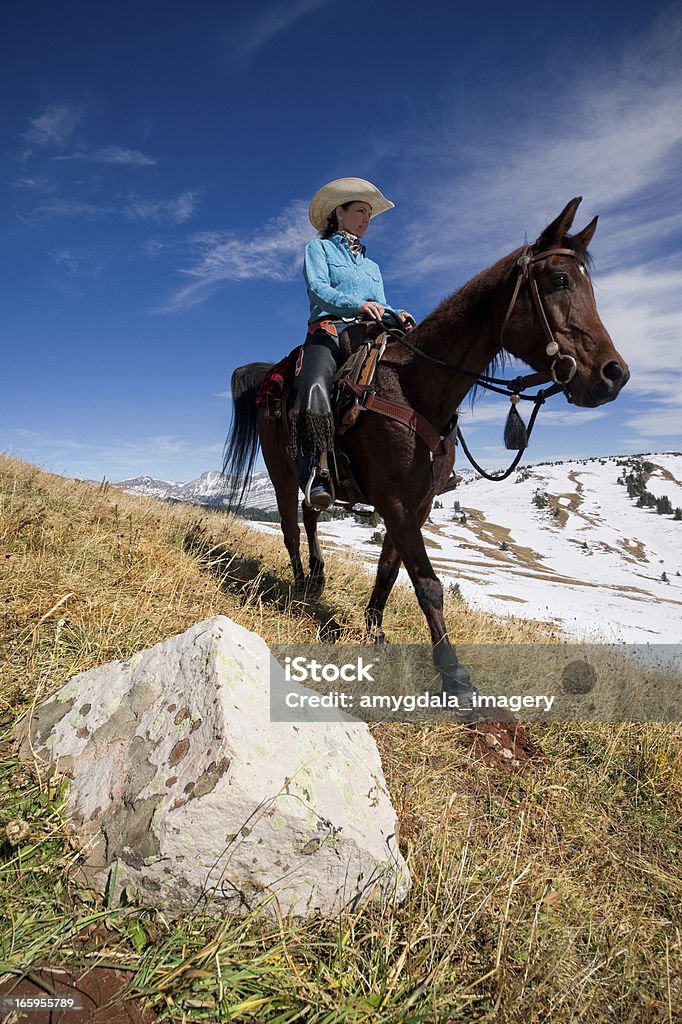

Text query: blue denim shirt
(303, 233), (397, 323)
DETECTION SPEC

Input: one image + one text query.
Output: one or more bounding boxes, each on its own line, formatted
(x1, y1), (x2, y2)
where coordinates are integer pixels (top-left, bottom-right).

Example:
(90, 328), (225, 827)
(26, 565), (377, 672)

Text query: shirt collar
(334, 230), (366, 257)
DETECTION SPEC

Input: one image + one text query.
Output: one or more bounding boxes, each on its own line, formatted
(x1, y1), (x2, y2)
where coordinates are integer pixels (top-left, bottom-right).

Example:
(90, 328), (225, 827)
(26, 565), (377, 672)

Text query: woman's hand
(399, 311), (416, 331)
(359, 300), (385, 321)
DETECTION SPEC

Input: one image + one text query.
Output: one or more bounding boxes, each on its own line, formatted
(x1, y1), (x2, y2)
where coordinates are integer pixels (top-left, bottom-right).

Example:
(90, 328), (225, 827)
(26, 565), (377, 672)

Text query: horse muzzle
(567, 359), (630, 407)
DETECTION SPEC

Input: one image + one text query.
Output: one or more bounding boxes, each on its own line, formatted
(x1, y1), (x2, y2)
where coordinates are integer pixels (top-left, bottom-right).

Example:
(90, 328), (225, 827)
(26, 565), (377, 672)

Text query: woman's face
(336, 201), (372, 238)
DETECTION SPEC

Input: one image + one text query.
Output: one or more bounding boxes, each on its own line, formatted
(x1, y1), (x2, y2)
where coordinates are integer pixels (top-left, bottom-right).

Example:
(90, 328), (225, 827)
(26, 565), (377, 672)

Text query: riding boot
(289, 332), (339, 510)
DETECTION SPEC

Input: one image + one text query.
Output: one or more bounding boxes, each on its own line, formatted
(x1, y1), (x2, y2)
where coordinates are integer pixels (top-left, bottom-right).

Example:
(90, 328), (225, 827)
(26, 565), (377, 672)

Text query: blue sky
(2, 0), (680, 483)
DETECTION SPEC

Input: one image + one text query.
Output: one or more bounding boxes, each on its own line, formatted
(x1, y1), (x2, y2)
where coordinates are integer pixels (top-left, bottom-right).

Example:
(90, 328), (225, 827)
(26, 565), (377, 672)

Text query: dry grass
(1, 453), (682, 1023)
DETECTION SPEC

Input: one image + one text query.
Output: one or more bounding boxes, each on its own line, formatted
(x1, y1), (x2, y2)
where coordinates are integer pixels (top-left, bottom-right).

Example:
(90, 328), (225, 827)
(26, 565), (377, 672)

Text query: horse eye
(551, 273), (569, 289)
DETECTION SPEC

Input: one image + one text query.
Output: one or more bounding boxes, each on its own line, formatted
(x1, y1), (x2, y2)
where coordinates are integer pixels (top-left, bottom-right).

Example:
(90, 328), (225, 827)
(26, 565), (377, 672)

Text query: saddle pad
(255, 346), (302, 408)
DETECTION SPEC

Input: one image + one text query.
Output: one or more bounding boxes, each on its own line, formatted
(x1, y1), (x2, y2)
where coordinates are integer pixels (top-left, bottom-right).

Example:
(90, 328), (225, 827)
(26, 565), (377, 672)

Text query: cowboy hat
(308, 177), (395, 231)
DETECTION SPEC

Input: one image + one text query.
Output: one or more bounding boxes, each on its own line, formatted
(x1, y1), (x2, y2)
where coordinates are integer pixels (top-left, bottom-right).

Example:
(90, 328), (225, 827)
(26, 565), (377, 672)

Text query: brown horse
(223, 198), (629, 699)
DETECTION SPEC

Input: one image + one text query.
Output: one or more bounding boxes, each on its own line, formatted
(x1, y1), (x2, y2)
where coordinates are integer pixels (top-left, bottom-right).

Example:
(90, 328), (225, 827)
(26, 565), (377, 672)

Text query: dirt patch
(431, 551), (591, 589)
(567, 470), (585, 497)
(464, 717), (544, 772)
(0, 967), (155, 1023)
(449, 509), (547, 571)
(489, 594), (528, 603)
(649, 462), (679, 484)
(619, 537), (647, 563)
(559, 471), (612, 529)
(557, 490), (583, 513)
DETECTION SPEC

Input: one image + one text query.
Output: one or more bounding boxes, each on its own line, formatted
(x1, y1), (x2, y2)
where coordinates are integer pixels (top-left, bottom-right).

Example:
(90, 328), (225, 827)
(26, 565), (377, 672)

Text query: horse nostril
(600, 361), (624, 386)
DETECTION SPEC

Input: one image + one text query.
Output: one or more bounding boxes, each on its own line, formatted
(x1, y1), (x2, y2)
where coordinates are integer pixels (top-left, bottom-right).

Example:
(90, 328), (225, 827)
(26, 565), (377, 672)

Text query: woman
(291, 177), (413, 511)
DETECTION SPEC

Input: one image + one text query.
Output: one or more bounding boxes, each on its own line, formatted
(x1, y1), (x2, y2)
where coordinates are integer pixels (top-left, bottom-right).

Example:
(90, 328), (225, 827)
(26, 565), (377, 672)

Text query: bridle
(383, 244), (581, 396)
(500, 245), (579, 389)
(378, 244), (584, 481)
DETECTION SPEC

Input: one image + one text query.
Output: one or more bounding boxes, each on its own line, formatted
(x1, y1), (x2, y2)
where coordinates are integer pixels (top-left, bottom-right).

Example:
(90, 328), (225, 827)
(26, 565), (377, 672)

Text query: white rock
(15, 616), (409, 918)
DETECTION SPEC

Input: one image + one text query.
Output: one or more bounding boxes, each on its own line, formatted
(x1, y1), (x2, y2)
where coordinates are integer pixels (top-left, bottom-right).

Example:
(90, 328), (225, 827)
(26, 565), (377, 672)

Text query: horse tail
(222, 362), (272, 510)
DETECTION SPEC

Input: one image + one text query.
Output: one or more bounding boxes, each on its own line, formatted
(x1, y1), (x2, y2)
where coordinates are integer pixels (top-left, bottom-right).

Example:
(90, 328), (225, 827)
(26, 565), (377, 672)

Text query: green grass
(1, 454), (682, 1022)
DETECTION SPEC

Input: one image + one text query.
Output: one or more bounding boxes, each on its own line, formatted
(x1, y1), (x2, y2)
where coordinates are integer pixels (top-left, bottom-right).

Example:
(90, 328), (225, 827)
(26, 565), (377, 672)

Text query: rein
(379, 245), (581, 481)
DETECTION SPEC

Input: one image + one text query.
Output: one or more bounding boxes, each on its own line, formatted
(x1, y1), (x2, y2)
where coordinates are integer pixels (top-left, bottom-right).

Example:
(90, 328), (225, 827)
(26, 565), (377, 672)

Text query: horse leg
(277, 478), (306, 587)
(365, 533), (401, 644)
(381, 507), (473, 696)
(364, 499), (433, 644)
(258, 415), (305, 586)
(302, 501), (325, 591)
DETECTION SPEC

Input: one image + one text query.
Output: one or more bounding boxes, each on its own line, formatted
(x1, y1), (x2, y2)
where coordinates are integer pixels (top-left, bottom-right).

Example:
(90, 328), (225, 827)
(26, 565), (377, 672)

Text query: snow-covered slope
(252, 453), (682, 644)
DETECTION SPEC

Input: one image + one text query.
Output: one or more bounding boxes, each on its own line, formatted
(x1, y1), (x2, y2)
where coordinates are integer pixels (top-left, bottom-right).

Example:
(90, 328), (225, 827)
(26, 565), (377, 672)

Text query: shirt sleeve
(304, 240), (362, 317)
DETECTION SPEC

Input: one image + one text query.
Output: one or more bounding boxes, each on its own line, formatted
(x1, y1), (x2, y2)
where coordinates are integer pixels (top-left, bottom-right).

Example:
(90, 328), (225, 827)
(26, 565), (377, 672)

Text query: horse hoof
(442, 664), (474, 695)
(373, 630), (388, 647)
(305, 573), (325, 595)
(450, 690), (478, 718)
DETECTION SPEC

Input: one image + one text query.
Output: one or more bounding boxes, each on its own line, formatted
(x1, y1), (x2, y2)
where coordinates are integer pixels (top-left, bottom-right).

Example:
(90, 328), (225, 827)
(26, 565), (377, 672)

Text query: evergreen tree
(656, 495), (673, 515)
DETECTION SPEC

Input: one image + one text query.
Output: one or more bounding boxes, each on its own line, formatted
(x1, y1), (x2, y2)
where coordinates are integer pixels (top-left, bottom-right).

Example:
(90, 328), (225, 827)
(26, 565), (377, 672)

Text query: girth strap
(340, 379), (450, 456)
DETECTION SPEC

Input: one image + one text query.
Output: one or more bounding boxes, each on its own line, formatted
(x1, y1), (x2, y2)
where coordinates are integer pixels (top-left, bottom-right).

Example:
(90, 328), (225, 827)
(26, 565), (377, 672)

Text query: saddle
(256, 317), (458, 507)
(255, 325), (385, 430)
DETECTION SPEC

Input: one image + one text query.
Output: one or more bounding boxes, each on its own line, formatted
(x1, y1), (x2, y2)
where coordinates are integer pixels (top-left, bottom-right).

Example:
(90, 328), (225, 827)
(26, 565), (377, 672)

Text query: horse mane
(410, 229), (594, 407)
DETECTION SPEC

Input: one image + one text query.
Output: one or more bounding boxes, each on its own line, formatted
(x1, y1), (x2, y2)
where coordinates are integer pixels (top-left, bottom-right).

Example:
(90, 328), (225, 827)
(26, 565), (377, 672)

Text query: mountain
(114, 467), (479, 513)
(114, 470), (279, 513)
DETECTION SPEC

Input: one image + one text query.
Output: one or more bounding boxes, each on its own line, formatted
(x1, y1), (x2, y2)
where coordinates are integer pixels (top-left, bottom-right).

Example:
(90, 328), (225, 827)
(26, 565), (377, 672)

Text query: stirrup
(304, 465), (333, 511)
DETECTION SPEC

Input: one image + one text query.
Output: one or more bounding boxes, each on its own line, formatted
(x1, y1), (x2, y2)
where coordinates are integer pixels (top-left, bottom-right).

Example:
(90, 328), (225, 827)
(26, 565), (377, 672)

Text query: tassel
(504, 395), (528, 450)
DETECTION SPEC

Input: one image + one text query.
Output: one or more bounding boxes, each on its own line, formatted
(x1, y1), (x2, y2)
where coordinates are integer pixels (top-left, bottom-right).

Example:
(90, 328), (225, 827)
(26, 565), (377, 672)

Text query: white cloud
(11, 430), (224, 481)
(626, 407), (682, 441)
(233, 0), (330, 65)
(595, 265), (682, 403)
(124, 191), (199, 224)
(48, 247), (108, 278)
(156, 199), (313, 312)
(140, 238), (175, 259)
(11, 176), (55, 190)
(25, 190), (198, 228)
(54, 145), (156, 167)
(49, 249), (80, 274)
(30, 198), (111, 219)
(24, 103), (83, 150)
(379, 9), (682, 459)
(391, 9), (682, 283)
(457, 396), (608, 439)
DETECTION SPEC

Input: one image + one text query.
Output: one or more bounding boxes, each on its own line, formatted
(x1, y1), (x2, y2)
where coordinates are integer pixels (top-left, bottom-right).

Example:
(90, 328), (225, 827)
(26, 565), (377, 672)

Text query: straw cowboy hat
(308, 177), (395, 231)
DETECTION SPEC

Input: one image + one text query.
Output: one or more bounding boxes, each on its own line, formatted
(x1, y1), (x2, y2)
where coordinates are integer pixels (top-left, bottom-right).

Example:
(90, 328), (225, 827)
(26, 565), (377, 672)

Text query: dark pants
(291, 322), (367, 491)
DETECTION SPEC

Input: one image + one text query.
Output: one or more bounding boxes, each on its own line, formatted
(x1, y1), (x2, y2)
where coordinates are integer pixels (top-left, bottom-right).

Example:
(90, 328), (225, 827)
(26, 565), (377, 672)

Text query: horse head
(502, 197), (629, 408)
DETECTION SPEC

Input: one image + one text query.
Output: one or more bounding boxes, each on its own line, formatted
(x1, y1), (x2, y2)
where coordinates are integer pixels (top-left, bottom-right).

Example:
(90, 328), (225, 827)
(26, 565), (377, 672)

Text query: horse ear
(572, 215), (598, 250)
(535, 197), (583, 249)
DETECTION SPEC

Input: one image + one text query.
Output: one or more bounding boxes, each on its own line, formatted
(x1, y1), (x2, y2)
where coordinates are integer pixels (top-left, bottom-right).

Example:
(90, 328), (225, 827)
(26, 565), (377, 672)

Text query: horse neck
(405, 249), (518, 429)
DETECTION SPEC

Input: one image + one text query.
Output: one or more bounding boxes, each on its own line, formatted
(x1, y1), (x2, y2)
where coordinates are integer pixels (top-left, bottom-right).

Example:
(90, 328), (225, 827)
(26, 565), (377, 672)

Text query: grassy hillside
(1, 453), (681, 1023)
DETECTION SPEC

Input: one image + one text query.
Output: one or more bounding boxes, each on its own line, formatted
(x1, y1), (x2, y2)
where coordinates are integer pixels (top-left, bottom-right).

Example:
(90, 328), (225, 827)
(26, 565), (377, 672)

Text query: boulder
(14, 616), (409, 918)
